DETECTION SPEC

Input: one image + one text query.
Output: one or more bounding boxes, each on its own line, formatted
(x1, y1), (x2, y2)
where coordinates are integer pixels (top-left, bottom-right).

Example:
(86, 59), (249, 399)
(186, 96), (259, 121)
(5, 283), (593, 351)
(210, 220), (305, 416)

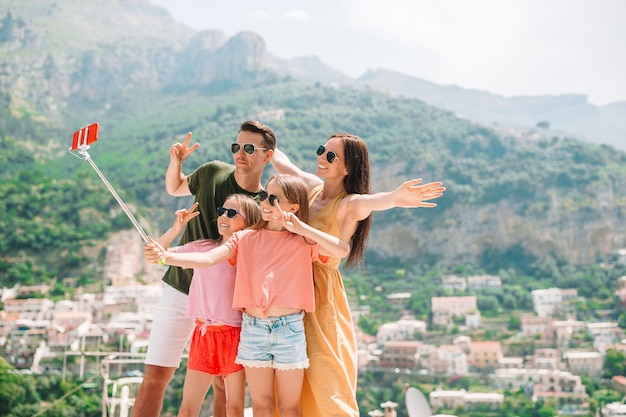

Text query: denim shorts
(235, 311), (309, 370)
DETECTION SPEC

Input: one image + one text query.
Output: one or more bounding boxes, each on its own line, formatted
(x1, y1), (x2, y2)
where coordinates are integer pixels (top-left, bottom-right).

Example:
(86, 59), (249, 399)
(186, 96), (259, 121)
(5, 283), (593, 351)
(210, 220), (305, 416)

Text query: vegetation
(0, 357), (101, 417)
(2, 81), (626, 293)
(1, 2), (626, 414)
(2, 80), (626, 415)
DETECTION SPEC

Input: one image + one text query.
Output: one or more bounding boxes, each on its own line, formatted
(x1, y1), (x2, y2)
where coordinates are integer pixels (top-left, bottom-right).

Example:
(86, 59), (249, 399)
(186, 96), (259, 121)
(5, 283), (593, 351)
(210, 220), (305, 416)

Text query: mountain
(264, 54), (353, 85)
(2, 1), (623, 151)
(353, 69), (626, 150)
(0, 0), (625, 290)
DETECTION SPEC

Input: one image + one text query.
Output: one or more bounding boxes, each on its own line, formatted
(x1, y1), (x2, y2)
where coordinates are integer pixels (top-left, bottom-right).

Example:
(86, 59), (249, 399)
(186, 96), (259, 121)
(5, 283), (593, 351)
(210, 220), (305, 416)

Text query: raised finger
(422, 192), (445, 200)
(182, 132), (192, 148)
(407, 179), (424, 188)
(416, 181), (443, 189)
(188, 202), (199, 213)
(283, 211), (295, 228)
(423, 188), (445, 196)
(186, 211), (200, 221)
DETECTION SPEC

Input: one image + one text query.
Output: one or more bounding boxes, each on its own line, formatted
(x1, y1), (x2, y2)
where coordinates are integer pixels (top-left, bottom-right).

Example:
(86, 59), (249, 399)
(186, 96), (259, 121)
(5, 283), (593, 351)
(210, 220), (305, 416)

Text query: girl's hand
(172, 202), (200, 231)
(281, 211), (299, 233)
(393, 179), (446, 208)
(144, 237), (167, 264)
(275, 203), (298, 232)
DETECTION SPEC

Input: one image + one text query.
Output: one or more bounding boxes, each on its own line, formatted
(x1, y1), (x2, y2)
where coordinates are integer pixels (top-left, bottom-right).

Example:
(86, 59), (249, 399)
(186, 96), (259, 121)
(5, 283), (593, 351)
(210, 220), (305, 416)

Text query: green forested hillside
(1, 0), (625, 292)
(2, 80), (626, 292)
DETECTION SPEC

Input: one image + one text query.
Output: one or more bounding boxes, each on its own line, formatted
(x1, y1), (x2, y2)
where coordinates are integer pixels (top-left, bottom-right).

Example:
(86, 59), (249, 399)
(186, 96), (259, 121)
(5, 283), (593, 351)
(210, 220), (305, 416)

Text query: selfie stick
(68, 123), (149, 243)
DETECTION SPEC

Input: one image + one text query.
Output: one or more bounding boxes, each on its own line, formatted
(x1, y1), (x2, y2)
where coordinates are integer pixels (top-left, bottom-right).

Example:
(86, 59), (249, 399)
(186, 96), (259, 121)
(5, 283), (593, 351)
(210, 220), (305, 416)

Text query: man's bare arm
(165, 132), (199, 196)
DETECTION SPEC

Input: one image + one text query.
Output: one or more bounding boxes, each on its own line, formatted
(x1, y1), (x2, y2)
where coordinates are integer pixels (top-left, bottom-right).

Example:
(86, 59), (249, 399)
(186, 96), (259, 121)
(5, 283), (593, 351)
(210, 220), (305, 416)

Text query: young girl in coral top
(145, 174), (350, 417)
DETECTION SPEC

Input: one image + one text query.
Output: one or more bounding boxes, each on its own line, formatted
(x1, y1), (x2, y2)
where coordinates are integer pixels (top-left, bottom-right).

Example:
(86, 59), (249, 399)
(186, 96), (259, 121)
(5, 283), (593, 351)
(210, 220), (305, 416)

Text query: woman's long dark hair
(333, 133), (371, 267)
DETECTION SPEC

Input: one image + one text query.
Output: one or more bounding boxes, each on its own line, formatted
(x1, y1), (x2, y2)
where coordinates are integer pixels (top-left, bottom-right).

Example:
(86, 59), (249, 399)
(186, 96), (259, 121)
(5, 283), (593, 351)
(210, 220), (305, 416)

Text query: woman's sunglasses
(258, 190), (280, 206)
(217, 206), (245, 219)
(316, 145), (341, 163)
(231, 143), (269, 155)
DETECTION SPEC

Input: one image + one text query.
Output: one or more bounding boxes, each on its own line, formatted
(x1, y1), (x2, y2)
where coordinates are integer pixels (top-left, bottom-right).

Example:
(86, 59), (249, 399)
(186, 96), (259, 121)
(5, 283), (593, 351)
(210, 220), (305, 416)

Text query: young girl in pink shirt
(145, 175), (350, 417)
(146, 194), (261, 417)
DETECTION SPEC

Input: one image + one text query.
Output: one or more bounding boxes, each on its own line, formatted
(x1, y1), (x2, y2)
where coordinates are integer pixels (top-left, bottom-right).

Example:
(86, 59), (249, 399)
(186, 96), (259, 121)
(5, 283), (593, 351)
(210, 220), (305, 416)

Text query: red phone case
(70, 123), (99, 151)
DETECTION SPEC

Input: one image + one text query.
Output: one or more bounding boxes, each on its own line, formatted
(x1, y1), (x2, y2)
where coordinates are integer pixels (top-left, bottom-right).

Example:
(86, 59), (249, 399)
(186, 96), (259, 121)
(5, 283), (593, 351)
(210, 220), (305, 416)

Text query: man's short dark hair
(240, 121), (276, 150)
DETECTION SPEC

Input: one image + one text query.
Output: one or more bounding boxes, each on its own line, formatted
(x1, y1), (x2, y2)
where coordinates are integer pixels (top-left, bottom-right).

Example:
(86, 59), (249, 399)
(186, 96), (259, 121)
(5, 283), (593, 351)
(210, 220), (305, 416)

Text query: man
(131, 120), (276, 417)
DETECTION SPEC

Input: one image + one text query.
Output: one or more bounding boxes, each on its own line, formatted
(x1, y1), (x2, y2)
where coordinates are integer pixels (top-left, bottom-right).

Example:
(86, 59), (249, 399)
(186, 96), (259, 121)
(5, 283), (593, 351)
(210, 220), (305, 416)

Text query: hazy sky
(150, 0), (626, 106)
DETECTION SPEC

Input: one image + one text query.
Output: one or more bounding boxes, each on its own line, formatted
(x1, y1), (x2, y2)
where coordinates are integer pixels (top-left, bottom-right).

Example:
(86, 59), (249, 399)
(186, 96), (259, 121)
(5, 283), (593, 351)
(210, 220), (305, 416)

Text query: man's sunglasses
(258, 190), (280, 206)
(231, 143), (269, 155)
(217, 206), (245, 219)
(316, 145), (341, 163)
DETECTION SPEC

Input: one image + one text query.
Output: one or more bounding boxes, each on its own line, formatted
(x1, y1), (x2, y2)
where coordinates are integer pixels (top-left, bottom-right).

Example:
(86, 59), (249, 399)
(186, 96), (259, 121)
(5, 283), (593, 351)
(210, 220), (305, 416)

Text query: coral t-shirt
(225, 228), (327, 317)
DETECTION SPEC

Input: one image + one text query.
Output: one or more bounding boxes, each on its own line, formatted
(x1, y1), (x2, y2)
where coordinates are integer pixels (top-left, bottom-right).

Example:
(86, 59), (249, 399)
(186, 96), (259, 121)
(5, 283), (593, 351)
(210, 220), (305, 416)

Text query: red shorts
(187, 321), (243, 377)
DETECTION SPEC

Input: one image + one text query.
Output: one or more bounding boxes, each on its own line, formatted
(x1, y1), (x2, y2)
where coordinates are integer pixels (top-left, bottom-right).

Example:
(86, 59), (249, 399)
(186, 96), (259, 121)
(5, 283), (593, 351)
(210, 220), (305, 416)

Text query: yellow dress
(301, 185), (359, 417)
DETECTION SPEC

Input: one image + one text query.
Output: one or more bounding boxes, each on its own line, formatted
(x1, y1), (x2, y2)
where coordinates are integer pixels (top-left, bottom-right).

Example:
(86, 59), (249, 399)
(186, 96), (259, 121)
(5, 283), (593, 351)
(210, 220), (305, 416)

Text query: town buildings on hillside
(2, 278), (626, 415)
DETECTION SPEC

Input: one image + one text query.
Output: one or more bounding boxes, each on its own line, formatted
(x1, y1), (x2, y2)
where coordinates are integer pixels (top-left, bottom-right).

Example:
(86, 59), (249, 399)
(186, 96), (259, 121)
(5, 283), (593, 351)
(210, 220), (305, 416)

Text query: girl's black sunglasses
(316, 145), (341, 163)
(258, 190), (280, 206)
(217, 206), (245, 219)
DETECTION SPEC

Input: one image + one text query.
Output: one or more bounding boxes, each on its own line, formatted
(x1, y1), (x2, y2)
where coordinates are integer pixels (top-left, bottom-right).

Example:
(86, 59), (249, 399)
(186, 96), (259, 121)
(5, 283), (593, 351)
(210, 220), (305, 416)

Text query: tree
(358, 314), (380, 336)
(507, 315), (521, 331)
(0, 357), (26, 415)
(603, 348), (626, 377)
(537, 403), (557, 417)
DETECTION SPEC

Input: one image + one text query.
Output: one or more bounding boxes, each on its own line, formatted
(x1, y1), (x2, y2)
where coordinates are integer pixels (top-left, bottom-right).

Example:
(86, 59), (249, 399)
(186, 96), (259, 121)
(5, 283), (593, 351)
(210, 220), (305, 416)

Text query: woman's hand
(392, 179), (446, 208)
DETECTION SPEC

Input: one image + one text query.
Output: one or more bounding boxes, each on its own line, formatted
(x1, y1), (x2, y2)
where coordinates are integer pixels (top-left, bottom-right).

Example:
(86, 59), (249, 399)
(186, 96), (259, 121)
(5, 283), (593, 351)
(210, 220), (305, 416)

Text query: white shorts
(144, 284), (195, 368)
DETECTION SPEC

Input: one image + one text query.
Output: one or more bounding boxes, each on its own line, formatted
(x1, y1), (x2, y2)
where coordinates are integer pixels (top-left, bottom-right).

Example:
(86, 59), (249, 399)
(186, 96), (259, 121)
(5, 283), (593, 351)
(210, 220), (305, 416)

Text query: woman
(271, 133), (445, 417)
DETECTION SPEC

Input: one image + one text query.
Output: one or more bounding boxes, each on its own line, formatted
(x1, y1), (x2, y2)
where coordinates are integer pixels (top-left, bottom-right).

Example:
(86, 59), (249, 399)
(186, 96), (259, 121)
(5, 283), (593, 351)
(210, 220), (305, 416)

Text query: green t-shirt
(161, 160), (261, 294)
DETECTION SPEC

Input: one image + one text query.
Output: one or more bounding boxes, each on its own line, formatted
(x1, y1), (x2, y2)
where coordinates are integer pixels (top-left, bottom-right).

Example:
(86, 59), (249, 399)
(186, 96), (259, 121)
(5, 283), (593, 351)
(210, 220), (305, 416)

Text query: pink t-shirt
(225, 228), (327, 317)
(176, 240), (242, 327)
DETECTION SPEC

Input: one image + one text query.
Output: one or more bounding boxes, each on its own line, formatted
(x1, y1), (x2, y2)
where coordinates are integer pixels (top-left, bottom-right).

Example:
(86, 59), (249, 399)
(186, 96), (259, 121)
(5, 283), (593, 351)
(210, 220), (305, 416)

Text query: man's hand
(169, 132), (200, 165)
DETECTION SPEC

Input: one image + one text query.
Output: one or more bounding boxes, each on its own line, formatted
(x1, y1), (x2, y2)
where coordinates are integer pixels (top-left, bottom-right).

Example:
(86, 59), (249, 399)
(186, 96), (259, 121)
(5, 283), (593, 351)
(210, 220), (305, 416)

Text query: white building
(602, 402), (626, 416)
(376, 318), (427, 346)
(416, 344), (468, 376)
(4, 298), (55, 321)
(492, 368), (587, 405)
(532, 288), (562, 317)
(441, 275), (467, 292)
(431, 296), (478, 326)
(467, 275), (502, 291)
(465, 311), (481, 329)
(587, 322), (623, 350)
(553, 319), (586, 347)
(429, 389), (503, 411)
(563, 351), (603, 377)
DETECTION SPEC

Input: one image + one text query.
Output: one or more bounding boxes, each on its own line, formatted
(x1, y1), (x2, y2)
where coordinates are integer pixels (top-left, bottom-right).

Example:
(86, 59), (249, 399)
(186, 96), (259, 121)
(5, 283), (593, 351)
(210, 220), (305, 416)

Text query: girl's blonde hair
(201, 194), (261, 244)
(252, 174), (310, 230)
(227, 193), (263, 229)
